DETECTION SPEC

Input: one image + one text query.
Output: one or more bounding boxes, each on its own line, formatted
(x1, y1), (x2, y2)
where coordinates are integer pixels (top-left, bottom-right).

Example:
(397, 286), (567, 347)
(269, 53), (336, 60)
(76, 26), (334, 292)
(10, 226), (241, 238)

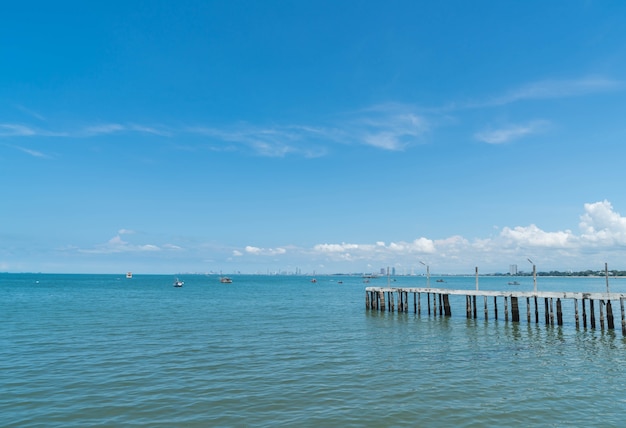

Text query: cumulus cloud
(244, 245), (287, 256)
(579, 200), (626, 245)
(499, 224), (574, 247)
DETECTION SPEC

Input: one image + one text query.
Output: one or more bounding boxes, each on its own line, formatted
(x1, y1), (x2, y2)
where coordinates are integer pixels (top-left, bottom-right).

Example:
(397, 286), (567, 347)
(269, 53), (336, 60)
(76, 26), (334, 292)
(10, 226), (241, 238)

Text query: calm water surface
(2, 274), (626, 427)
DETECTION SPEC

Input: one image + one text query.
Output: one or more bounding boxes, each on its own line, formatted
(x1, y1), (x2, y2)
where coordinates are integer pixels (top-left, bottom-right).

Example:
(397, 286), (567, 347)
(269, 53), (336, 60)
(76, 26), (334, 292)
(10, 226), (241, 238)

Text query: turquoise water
(2, 274), (626, 427)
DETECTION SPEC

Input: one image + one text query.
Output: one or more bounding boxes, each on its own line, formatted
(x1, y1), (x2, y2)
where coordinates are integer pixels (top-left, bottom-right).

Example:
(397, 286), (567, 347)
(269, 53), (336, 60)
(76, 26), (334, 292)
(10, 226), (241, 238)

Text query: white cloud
(244, 245), (287, 256)
(499, 224), (574, 248)
(579, 200), (626, 245)
(474, 120), (550, 144)
(0, 124), (37, 136)
(494, 77), (623, 105)
(78, 233), (181, 254)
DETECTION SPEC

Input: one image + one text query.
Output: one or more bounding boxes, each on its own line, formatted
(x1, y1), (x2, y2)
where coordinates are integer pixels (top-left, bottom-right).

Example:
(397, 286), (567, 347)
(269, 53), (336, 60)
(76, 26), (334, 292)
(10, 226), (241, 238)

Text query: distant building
(380, 268), (386, 275)
(509, 264), (518, 276)
(392, 267), (396, 276)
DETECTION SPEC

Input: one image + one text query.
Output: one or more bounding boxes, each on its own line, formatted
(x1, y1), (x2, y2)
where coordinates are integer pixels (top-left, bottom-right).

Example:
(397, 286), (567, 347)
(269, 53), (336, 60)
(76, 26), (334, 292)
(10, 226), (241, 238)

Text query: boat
(220, 277), (233, 284)
(508, 281), (520, 286)
(173, 278), (184, 287)
(126, 272), (132, 279)
(436, 279), (445, 283)
(310, 278), (317, 283)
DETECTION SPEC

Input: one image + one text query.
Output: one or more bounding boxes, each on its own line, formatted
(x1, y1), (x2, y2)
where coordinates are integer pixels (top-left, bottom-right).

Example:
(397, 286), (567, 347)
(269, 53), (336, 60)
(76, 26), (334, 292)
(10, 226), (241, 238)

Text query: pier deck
(365, 287), (626, 335)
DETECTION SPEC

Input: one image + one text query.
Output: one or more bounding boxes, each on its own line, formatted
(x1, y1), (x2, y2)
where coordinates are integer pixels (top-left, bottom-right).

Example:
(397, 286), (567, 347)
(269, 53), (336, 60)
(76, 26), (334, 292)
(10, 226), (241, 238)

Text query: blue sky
(2, 1), (626, 275)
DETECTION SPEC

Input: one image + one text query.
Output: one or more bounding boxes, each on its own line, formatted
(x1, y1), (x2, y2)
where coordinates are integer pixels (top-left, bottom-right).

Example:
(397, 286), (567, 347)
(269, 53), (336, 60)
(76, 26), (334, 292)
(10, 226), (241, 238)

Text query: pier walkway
(365, 287), (626, 335)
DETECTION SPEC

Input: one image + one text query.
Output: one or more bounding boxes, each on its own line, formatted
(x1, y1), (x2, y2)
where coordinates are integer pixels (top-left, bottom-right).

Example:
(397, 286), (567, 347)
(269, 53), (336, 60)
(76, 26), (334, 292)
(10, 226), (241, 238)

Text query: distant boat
(310, 278), (317, 283)
(173, 278), (184, 287)
(436, 279), (445, 283)
(508, 281), (520, 286)
(126, 272), (132, 279)
(220, 277), (233, 284)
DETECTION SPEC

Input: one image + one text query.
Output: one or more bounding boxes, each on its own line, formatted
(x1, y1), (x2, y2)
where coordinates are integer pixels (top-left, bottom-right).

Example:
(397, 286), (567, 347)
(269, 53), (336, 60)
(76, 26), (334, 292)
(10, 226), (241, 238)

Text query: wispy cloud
(474, 120), (550, 144)
(0, 124), (38, 137)
(78, 233), (180, 254)
(345, 103), (430, 151)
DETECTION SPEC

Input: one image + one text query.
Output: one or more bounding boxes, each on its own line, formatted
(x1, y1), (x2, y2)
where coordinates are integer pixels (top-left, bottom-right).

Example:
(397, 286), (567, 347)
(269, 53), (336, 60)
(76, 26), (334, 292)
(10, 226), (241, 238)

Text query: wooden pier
(365, 287), (626, 335)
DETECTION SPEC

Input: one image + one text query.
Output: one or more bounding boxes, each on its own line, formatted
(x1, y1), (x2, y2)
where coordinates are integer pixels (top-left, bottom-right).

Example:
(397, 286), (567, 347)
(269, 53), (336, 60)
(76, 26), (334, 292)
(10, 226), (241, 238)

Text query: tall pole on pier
(605, 262), (610, 294)
(475, 266), (479, 291)
(528, 258), (537, 293)
(420, 261), (430, 288)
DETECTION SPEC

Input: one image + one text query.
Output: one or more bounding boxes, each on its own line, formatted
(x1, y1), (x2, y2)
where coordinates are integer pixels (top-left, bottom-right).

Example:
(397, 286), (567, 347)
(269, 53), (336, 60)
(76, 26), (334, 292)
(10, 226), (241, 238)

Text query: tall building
(509, 264), (518, 275)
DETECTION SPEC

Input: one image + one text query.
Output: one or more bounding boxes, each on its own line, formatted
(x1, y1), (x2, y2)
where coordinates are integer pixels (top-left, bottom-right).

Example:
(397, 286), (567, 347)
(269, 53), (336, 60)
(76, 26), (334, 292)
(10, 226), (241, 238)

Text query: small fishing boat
(173, 278), (184, 287)
(126, 272), (132, 279)
(508, 281), (520, 286)
(310, 278), (317, 283)
(220, 277), (233, 284)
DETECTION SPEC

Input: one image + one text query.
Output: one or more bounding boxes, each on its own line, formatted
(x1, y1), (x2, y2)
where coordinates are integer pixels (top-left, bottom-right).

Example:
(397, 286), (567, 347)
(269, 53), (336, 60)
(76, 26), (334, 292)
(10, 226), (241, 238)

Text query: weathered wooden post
(600, 300), (605, 330)
(582, 298), (587, 328)
(574, 299), (579, 328)
(549, 298), (554, 326)
(544, 298), (549, 325)
(466, 295), (471, 319)
(619, 297), (626, 336)
(418, 292), (421, 315)
(590, 300), (596, 329)
(427, 292), (431, 315)
(380, 291), (385, 312)
(366, 291), (370, 309)
(472, 295), (477, 319)
(511, 296), (520, 322)
(443, 294), (451, 317)
(484, 296), (488, 320)
(526, 297), (531, 323)
(534, 296), (539, 323)
(607, 300), (615, 329)
(504, 296), (509, 322)
(556, 298), (563, 326)
(439, 293), (443, 316)
(494, 296), (498, 320)
(414, 292), (417, 313)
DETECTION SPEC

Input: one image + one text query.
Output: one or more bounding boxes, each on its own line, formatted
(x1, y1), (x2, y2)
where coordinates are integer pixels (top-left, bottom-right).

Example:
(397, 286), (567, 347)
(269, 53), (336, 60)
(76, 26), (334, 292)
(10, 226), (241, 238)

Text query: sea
(2, 273), (626, 427)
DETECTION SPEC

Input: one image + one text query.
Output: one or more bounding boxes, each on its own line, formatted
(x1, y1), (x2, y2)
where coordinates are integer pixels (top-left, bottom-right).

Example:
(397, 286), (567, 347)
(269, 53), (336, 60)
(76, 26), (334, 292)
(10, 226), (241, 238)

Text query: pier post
(433, 293), (438, 317)
(590, 300), (596, 329)
(619, 297), (626, 336)
(607, 300), (615, 329)
(511, 297), (520, 322)
(380, 291), (385, 312)
(549, 298), (554, 326)
(574, 299), (579, 328)
(556, 298), (563, 326)
(439, 293), (443, 316)
(534, 296), (539, 323)
(366, 292), (370, 309)
(504, 296), (509, 322)
(484, 296), (488, 320)
(582, 299), (587, 328)
(466, 296), (471, 318)
(414, 292), (417, 313)
(526, 297), (531, 323)
(494, 296), (498, 320)
(418, 293), (421, 315)
(600, 301), (605, 330)
(443, 294), (451, 316)
(472, 295), (477, 319)
(427, 293), (431, 315)
(544, 298), (549, 325)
